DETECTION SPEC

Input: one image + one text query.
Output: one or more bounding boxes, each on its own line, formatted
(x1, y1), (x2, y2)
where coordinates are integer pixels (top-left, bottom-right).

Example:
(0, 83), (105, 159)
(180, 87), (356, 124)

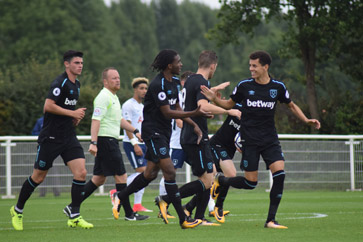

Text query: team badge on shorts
(270, 89), (277, 98)
(221, 151), (227, 158)
(39, 160), (46, 168)
(173, 159), (178, 166)
(207, 162), (213, 170)
(160, 147), (167, 155)
(243, 160), (248, 168)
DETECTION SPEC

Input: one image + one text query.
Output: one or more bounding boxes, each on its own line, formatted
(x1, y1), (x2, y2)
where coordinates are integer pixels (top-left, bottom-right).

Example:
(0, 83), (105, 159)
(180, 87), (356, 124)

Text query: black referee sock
(70, 179), (86, 215)
(16, 176), (40, 211)
(215, 185), (230, 208)
(82, 180), (99, 202)
(162, 180), (205, 204)
(194, 188), (210, 219)
(116, 183), (126, 211)
(220, 176), (257, 190)
(267, 170), (285, 222)
(164, 179), (185, 224)
(118, 173), (150, 217)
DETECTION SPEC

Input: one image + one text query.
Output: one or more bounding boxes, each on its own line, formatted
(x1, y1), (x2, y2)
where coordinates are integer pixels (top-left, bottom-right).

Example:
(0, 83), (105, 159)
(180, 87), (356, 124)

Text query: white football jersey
(122, 98), (143, 143)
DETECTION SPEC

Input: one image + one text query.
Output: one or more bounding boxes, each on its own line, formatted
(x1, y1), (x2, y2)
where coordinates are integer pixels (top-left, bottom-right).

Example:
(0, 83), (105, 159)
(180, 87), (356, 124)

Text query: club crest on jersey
(158, 92), (166, 101)
(70, 89), (74, 95)
(270, 89), (277, 98)
(159, 147), (167, 155)
(248, 90), (255, 95)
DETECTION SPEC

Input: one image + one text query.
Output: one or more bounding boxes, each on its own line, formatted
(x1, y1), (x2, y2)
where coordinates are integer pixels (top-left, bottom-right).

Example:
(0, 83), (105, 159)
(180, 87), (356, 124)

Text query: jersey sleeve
(122, 100), (132, 121)
(92, 92), (110, 121)
(46, 79), (63, 102)
(278, 85), (291, 104)
(230, 82), (244, 103)
(150, 81), (170, 107)
(195, 79), (210, 103)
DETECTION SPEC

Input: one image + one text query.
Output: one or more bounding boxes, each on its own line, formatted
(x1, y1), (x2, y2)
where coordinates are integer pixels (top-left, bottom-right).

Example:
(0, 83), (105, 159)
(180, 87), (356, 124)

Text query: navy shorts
(93, 137), (126, 176)
(123, 142), (147, 169)
(240, 142), (284, 172)
(34, 136), (85, 170)
(144, 134), (170, 163)
(181, 143), (214, 177)
(170, 148), (187, 169)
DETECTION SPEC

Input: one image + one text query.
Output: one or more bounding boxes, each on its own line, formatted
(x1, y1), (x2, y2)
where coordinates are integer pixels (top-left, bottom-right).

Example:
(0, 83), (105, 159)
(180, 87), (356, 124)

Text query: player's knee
(75, 168), (87, 180)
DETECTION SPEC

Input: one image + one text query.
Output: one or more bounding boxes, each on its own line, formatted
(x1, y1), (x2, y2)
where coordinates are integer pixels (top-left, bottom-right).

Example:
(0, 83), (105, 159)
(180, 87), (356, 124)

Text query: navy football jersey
(230, 78), (291, 145)
(38, 72), (80, 143)
(180, 74), (210, 145)
(210, 103), (243, 154)
(141, 73), (181, 140)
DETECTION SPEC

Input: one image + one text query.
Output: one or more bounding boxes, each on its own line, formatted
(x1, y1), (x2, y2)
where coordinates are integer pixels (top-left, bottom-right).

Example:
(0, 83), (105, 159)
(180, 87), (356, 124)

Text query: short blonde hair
(131, 77), (149, 88)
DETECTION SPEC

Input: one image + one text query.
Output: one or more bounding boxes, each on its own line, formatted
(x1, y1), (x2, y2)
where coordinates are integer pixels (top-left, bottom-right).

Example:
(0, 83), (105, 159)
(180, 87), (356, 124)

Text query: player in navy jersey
(201, 50), (320, 229)
(183, 103), (243, 222)
(114, 49), (211, 229)
(158, 50), (241, 226)
(10, 50), (93, 230)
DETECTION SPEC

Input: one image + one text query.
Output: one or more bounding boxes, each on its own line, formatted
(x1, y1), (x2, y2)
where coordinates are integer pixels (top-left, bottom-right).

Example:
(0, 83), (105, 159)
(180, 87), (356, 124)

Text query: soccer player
(158, 71), (193, 219)
(201, 50), (321, 229)
(157, 50), (241, 226)
(183, 103), (243, 223)
(63, 67), (149, 221)
(10, 50), (93, 230)
(114, 49), (210, 229)
(122, 77), (153, 213)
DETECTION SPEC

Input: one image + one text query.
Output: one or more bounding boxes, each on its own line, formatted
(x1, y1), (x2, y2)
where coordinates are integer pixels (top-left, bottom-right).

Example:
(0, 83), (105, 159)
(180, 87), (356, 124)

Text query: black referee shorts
(93, 136), (126, 176)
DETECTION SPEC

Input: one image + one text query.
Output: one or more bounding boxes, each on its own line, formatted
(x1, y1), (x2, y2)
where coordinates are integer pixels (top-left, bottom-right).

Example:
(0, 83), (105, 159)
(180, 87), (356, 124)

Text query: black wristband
(90, 141), (97, 145)
(133, 129), (139, 135)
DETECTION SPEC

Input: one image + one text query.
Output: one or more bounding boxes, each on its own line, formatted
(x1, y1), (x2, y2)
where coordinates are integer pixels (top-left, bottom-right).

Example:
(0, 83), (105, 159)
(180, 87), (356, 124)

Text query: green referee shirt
(92, 87), (122, 139)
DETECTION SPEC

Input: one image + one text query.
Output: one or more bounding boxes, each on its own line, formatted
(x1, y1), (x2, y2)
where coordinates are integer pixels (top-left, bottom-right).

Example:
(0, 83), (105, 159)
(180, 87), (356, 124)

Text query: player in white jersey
(121, 77), (153, 213)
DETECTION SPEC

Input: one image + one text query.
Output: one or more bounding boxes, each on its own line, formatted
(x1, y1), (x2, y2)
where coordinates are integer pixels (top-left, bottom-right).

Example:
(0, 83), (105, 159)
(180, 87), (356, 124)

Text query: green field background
(1, 189), (362, 242)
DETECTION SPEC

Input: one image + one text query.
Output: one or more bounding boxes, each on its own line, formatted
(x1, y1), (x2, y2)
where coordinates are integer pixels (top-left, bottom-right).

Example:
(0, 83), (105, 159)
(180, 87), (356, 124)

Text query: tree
(208, 0), (363, 124)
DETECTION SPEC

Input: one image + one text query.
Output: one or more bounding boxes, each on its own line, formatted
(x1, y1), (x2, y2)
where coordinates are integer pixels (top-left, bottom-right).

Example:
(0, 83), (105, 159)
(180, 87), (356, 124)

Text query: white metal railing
(1, 134), (362, 199)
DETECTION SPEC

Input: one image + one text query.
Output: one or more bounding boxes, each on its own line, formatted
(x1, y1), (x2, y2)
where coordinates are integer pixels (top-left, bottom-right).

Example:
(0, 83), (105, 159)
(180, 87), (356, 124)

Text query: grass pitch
(1, 189), (362, 242)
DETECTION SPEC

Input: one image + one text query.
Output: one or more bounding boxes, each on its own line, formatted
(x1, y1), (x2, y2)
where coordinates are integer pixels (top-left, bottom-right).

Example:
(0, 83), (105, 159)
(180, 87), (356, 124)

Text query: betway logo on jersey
(247, 99), (275, 109)
(229, 119), (240, 130)
(168, 98), (177, 105)
(64, 98), (77, 106)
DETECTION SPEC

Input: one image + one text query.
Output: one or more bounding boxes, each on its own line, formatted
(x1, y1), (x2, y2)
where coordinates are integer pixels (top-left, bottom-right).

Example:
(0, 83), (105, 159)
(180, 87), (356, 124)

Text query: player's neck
(133, 95), (142, 103)
(255, 74), (270, 85)
(162, 70), (173, 81)
(66, 70), (77, 83)
(196, 68), (209, 80)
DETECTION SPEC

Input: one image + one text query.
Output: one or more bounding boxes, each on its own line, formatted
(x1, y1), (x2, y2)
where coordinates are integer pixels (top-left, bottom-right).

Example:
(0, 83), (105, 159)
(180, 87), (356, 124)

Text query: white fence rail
(1, 134), (362, 199)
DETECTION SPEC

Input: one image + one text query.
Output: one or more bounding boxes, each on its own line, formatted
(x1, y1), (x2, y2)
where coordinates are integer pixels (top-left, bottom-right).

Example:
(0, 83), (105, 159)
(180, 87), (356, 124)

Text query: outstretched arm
(200, 85), (236, 110)
(287, 101), (321, 129)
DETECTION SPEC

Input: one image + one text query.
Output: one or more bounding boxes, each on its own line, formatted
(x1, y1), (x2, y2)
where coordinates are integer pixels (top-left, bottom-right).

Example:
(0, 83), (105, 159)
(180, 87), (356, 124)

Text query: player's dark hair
(249, 50), (272, 66)
(180, 71), (194, 81)
(198, 50), (218, 68)
(63, 50), (83, 62)
(150, 49), (178, 72)
(102, 67), (117, 80)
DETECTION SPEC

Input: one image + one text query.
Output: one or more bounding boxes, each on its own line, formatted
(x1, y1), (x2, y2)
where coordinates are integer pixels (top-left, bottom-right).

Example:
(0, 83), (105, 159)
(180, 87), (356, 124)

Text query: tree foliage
(0, 0), (361, 135)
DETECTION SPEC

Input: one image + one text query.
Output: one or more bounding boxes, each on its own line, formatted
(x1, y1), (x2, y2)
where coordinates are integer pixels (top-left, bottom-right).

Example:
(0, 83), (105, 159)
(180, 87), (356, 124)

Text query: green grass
(1, 189), (362, 242)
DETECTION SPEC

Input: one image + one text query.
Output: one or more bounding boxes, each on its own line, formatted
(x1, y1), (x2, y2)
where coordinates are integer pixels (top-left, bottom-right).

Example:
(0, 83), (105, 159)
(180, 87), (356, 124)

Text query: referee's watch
(133, 129), (139, 135)
(90, 141), (97, 145)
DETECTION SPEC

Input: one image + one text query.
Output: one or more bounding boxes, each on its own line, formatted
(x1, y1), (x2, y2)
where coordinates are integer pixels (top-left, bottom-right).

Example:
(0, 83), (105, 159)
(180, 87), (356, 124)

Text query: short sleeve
(278, 86), (291, 104)
(92, 92), (110, 120)
(230, 84), (244, 104)
(46, 80), (63, 102)
(196, 79), (209, 102)
(150, 81), (169, 107)
(122, 101), (132, 121)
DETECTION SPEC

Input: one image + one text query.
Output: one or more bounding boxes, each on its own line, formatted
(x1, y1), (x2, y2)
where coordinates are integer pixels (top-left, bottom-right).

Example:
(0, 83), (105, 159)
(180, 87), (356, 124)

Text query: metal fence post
(1, 138), (16, 199)
(345, 138), (360, 191)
